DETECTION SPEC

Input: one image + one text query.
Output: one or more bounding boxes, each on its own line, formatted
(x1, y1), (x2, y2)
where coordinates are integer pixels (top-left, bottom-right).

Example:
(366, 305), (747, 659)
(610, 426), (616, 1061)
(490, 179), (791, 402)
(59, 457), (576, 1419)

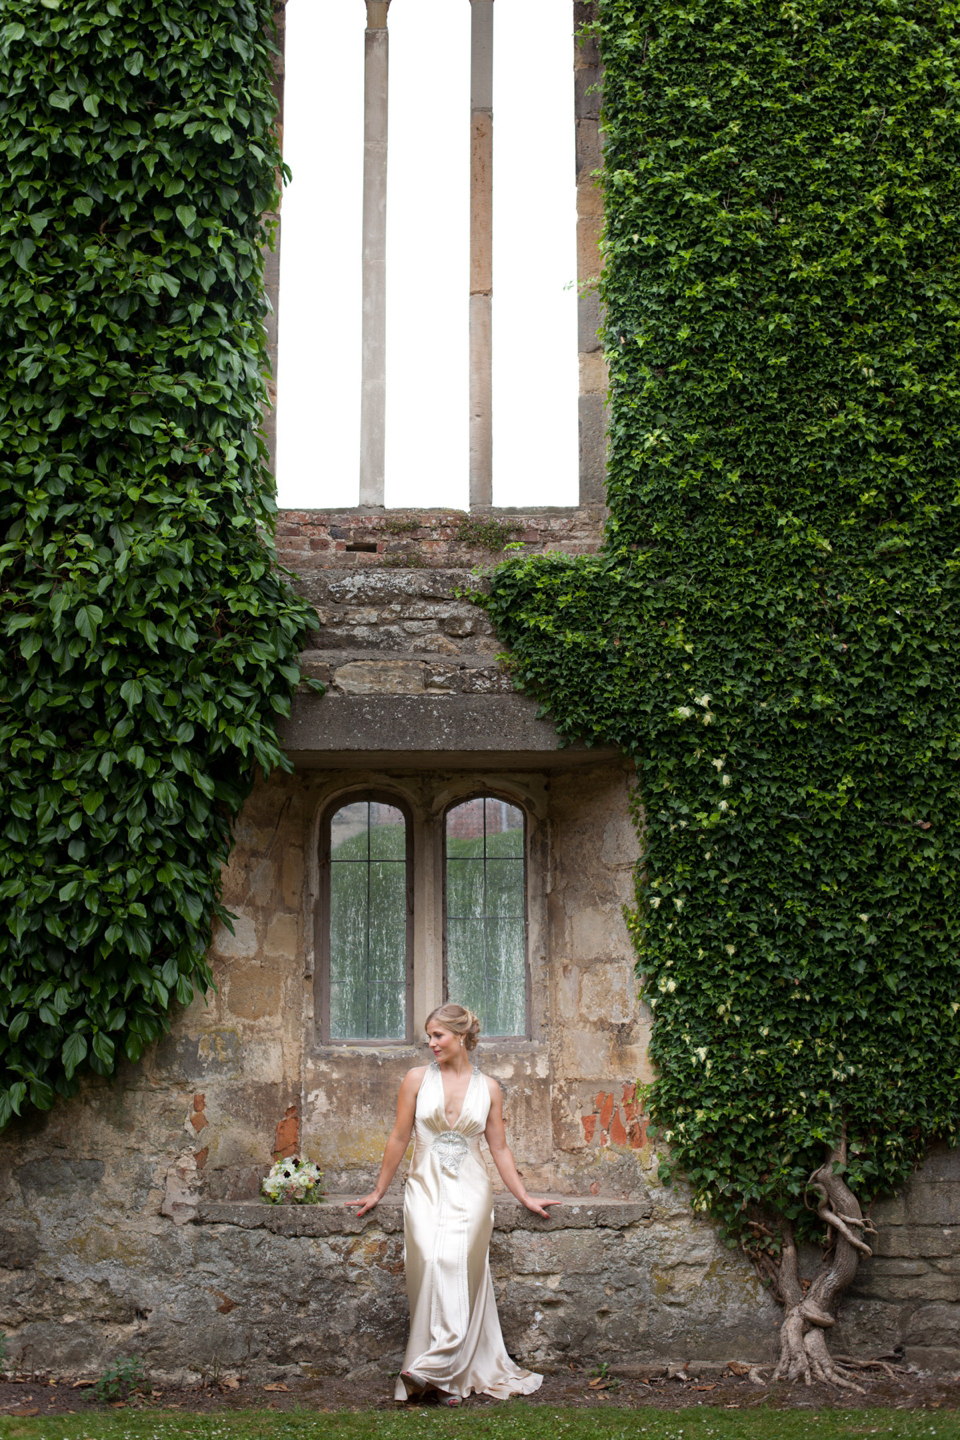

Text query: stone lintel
(281, 692), (621, 766)
(288, 748), (623, 771)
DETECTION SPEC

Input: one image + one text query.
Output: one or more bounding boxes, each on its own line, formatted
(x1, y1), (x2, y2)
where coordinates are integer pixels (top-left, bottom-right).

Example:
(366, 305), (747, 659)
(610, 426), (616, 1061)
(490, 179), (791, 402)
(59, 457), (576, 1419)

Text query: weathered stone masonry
(0, 509), (957, 1381)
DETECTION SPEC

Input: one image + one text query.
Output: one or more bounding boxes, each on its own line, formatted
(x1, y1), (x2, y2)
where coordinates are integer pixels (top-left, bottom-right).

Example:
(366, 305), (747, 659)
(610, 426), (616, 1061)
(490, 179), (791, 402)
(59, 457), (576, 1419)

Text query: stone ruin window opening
(274, 0), (587, 511)
(444, 794), (529, 1038)
(317, 793), (414, 1044)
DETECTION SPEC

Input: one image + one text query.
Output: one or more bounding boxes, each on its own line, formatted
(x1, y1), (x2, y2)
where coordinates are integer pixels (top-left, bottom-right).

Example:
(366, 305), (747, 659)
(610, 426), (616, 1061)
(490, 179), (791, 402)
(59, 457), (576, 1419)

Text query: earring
(459, 1037), (463, 1048)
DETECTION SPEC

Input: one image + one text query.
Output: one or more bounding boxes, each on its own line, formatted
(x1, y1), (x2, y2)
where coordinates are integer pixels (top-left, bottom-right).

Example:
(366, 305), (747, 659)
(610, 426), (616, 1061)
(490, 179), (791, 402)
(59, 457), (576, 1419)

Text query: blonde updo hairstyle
(425, 1003), (480, 1052)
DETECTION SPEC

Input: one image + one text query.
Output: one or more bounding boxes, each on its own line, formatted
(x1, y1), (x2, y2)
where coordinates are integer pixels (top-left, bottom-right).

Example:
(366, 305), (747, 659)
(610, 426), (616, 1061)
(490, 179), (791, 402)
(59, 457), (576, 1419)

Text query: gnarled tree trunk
(758, 1133), (877, 1390)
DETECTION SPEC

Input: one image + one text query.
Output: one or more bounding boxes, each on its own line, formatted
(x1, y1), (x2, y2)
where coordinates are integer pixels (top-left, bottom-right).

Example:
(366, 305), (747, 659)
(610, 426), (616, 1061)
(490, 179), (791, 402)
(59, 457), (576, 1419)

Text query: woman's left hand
(522, 1197), (562, 1218)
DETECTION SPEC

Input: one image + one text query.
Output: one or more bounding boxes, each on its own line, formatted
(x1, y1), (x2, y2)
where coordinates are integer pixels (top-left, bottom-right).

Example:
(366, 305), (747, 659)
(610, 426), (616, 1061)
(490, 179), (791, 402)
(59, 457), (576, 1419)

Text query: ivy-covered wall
(0, 0), (316, 1124)
(484, 0), (960, 1242)
(1, 0), (959, 1383)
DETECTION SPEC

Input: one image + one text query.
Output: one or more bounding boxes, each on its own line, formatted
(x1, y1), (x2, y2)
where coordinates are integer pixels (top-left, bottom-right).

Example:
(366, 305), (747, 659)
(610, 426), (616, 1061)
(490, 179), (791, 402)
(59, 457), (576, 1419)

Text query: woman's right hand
(346, 1192), (380, 1216)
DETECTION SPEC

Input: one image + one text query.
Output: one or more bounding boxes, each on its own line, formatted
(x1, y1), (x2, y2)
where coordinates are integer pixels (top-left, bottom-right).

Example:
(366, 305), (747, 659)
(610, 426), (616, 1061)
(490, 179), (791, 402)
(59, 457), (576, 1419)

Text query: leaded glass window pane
(328, 799), (407, 1040)
(445, 797), (526, 1037)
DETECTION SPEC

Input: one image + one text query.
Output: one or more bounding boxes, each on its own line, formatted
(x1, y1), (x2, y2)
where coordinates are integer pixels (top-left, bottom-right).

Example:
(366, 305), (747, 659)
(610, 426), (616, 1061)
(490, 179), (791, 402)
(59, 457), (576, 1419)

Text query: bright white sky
(276, 0), (579, 511)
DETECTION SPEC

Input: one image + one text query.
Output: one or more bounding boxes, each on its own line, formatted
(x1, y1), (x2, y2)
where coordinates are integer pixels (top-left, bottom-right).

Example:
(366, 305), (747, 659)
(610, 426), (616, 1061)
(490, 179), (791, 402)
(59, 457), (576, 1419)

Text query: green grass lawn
(0, 1406), (957, 1440)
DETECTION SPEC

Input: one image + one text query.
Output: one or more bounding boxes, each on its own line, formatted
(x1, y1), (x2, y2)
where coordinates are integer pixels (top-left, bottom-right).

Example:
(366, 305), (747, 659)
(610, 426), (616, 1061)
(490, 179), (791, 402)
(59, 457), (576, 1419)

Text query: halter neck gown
(394, 1061), (542, 1402)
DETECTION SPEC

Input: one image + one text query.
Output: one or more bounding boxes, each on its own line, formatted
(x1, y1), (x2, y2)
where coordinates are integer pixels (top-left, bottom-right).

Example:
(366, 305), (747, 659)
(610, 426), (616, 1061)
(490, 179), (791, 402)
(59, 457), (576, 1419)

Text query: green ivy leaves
(484, 0), (960, 1241)
(0, 0), (316, 1125)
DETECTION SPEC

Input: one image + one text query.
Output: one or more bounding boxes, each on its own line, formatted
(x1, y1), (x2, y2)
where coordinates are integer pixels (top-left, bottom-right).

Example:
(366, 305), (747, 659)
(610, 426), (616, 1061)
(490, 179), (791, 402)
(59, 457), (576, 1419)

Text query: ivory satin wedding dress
(394, 1061), (542, 1402)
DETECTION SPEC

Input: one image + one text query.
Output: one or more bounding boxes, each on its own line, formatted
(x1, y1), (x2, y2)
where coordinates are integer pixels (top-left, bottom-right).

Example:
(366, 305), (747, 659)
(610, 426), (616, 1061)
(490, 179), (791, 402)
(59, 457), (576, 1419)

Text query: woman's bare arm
(346, 1066), (425, 1216)
(483, 1078), (561, 1219)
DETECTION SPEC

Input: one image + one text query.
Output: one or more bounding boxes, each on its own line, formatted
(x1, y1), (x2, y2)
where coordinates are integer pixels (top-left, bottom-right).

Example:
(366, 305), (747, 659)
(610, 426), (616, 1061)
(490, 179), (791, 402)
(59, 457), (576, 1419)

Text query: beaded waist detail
(431, 1129), (470, 1176)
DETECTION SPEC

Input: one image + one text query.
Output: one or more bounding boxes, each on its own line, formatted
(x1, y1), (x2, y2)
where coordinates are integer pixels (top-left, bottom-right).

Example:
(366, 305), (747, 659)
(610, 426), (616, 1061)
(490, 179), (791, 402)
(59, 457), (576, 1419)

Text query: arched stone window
(318, 794), (413, 1043)
(444, 794), (527, 1037)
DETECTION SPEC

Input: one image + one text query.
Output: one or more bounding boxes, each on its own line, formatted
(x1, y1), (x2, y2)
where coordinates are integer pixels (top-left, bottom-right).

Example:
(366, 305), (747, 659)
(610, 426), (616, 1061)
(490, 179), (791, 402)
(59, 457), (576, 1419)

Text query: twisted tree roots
(764, 1136), (878, 1391)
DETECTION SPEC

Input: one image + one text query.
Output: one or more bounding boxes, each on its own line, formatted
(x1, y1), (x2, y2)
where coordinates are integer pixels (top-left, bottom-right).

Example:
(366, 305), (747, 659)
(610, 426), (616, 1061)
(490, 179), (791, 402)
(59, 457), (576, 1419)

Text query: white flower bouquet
(261, 1156), (325, 1205)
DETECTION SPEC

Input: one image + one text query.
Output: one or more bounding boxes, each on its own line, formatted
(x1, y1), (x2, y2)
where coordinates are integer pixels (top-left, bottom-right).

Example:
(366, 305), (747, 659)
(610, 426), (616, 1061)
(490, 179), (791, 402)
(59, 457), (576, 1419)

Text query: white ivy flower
(722, 773), (732, 786)
(694, 1046), (707, 1063)
(649, 896), (662, 909)
(676, 705), (694, 719)
(724, 944), (736, 956)
(694, 694), (712, 708)
(673, 897), (684, 911)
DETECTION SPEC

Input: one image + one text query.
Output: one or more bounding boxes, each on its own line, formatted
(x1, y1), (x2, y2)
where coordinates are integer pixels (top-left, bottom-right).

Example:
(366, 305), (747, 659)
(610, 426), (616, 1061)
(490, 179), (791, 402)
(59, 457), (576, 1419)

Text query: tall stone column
(574, 1), (607, 505)
(360, 1), (390, 508)
(469, 0), (494, 509)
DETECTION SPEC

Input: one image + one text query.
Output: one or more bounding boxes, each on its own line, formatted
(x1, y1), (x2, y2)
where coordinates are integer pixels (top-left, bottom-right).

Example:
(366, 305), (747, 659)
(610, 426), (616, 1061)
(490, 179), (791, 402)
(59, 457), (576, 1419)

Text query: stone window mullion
(469, 0), (494, 508)
(359, 1), (390, 506)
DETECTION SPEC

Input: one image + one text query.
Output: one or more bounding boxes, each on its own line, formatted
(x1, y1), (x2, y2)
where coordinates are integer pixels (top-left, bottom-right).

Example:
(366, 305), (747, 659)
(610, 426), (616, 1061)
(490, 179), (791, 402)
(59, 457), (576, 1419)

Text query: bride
(347, 1002), (560, 1404)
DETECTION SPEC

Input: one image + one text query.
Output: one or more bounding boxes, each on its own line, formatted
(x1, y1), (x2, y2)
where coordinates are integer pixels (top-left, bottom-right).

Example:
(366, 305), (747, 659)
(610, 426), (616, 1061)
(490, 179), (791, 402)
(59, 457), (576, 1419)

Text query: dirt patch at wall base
(0, 1367), (957, 1417)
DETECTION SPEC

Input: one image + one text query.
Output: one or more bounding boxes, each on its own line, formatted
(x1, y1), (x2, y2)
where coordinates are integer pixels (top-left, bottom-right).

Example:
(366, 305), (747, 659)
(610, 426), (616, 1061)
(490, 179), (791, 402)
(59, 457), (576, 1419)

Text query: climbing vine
(0, 0), (316, 1124)
(483, 0), (960, 1383)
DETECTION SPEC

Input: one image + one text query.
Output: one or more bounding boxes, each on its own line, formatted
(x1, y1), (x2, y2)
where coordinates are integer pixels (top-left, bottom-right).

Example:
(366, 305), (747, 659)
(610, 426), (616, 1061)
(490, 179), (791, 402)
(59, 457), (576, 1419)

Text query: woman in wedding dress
(348, 1003), (559, 1405)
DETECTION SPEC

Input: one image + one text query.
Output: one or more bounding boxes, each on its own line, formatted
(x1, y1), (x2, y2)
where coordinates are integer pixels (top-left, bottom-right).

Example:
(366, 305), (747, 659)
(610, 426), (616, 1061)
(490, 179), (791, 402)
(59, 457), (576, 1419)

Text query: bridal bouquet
(261, 1157), (325, 1205)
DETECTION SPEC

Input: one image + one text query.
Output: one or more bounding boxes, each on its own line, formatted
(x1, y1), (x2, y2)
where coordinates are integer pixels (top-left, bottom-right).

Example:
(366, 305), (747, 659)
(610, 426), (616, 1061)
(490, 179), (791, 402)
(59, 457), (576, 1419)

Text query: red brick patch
(274, 1104), (299, 1160)
(581, 1087), (648, 1152)
(627, 1118), (648, 1150)
(191, 1094), (209, 1157)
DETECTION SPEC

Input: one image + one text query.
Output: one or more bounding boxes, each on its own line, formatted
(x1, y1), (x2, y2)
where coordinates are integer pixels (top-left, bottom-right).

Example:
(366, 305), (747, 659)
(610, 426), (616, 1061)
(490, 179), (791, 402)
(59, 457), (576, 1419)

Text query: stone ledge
(197, 1195), (652, 1236)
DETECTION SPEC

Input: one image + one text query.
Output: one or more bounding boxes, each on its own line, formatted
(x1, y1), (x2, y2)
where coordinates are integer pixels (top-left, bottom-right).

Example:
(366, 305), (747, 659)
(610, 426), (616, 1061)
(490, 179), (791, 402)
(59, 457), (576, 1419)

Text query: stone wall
(0, 1109), (956, 1379)
(299, 571), (499, 661)
(837, 1144), (960, 1372)
(0, 516), (957, 1380)
(275, 507), (605, 577)
(187, 1191), (778, 1377)
(0, 1131), (782, 1379)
